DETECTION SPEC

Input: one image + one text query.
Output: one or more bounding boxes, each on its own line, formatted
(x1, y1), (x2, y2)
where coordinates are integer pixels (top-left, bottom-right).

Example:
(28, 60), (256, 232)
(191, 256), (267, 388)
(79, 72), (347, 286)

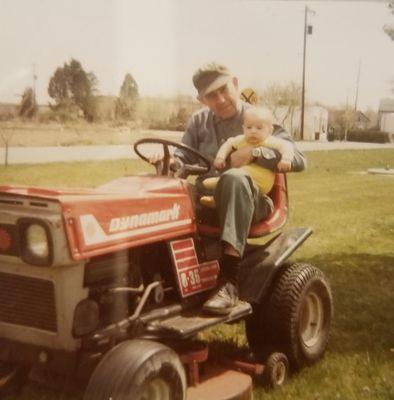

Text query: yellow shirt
(233, 137), (275, 194)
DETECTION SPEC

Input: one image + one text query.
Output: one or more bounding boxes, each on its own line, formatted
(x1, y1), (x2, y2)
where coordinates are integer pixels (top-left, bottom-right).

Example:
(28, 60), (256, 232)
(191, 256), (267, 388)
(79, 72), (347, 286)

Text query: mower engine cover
(0, 175), (196, 261)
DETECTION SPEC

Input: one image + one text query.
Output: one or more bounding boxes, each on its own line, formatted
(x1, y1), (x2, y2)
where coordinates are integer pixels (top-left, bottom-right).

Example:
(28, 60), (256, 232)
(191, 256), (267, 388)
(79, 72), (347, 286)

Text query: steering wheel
(133, 138), (211, 177)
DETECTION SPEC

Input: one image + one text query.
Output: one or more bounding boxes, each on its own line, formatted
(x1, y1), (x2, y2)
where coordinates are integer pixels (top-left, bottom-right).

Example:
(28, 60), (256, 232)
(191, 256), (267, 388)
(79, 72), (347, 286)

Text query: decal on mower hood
(109, 203), (180, 232)
(79, 203), (190, 246)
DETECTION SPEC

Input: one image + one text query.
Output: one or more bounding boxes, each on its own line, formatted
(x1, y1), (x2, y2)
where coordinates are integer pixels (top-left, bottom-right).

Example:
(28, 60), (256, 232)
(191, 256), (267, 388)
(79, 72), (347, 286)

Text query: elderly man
(175, 62), (306, 314)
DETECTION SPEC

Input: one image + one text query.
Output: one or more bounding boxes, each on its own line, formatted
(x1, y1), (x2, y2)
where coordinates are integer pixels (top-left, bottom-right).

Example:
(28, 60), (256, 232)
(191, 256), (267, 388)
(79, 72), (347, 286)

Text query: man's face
(198, 77), (239, 120)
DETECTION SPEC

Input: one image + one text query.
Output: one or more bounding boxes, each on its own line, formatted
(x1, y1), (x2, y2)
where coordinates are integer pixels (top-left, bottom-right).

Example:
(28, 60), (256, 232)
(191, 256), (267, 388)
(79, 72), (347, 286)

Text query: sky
(0, 0), (393, 111)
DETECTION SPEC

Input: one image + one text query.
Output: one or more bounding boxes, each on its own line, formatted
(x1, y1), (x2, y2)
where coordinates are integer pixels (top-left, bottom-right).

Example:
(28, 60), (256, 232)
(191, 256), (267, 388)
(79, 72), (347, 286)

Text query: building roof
(379, 98), (394, 113)
(354, 110), (370, 122)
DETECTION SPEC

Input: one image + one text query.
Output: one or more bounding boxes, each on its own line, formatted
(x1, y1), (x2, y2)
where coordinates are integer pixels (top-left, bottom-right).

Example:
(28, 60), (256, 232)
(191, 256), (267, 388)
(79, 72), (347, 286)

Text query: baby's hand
(277, 159), (292, 172)
(213, 157), (226, 170)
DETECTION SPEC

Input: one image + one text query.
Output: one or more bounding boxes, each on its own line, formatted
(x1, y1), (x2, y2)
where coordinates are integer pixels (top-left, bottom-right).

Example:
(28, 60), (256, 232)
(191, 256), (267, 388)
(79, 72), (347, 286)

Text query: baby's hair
(244, 106), (274, 125)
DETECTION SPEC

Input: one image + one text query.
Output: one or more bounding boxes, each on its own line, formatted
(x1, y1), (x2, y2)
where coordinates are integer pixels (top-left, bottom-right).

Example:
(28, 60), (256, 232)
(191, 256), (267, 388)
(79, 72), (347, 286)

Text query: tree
(19, 87), (37, 118)
(261, 82), (301, 133)
(117, 73), (139, 119)
(48, 58), (98, 119)
(364, 108), (379, 129)
(48, 67), (70, 107)
(327, 105), (356, 141)
(383, 1), (394, 40)
(0, 125), (14, 167)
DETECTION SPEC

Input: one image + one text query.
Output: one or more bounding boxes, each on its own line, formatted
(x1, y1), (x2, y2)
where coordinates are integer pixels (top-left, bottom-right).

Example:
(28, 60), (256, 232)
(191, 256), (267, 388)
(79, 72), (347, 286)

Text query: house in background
(353, 111), (370, 130)
(274, 105), (328, 141)
(379, 98), (394, 134)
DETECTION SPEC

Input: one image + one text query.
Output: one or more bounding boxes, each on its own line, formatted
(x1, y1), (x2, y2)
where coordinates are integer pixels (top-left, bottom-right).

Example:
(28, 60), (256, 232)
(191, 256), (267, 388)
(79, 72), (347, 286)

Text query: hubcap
(136, 378), (171, 400)
(299, 291), (324, 347)
(273, 361), (287, 385)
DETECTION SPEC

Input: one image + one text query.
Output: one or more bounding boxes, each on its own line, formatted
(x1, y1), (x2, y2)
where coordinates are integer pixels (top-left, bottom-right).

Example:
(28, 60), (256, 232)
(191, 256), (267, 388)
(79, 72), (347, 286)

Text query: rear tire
(269, 263), (333, 370)
(84, 339), (186, 400)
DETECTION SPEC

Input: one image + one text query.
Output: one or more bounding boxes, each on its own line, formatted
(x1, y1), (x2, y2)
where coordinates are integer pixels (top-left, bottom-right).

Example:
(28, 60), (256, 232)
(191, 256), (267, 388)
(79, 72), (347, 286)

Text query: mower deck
(186, 368), (252, 400)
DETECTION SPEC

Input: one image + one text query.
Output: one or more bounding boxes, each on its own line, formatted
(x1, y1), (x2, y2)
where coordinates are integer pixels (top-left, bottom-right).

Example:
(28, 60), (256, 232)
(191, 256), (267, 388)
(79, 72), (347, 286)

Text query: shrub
(327, 127), (345, 142)
(19, 87), (37, 118)
(0, 112), (16, 121)
(147, 107), (191, 132)
(167, 107), (189, 131)
(44, 103), (82, 123)
(347, 130), (393, 143)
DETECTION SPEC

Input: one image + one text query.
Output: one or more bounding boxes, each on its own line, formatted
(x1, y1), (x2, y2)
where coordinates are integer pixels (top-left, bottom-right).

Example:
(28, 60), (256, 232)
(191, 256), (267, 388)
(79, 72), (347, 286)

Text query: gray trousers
(213, 168), (273, 257)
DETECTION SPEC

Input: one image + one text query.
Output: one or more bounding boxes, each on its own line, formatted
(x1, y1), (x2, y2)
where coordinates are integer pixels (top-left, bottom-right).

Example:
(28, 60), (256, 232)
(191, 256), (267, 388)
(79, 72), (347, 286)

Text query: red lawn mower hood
(0, 176), (196, 260)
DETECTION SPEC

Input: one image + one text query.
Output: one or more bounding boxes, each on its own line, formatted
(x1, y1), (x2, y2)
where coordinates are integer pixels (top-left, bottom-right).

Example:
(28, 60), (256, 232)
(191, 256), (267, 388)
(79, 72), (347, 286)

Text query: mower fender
(238, 227), (312, 303)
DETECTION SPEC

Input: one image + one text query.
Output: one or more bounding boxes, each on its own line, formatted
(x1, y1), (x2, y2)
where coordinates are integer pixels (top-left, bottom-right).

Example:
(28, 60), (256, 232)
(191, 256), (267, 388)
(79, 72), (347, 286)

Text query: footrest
(146, 302), (252, 338)
(0, 363), (18, 391)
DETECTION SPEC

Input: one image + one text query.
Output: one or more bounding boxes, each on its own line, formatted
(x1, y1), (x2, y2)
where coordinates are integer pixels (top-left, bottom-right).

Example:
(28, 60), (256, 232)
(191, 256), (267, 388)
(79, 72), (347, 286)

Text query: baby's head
(243, 106), (274, 145)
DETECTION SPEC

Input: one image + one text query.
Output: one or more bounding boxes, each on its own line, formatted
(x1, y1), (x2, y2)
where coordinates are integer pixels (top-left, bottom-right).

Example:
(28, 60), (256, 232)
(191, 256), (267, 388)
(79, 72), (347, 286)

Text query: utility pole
(32, 63), (37, 103)
(300, 6), (315, 140)
(354, 59), (361, 112)
(345, 91), (349, 142)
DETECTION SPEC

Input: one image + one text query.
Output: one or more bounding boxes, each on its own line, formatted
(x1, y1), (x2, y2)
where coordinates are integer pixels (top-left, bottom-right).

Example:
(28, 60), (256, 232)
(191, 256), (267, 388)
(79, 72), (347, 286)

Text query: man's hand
(148, 153), (180, 176)
(231, 147), (293, 172)
(148, 153), (165, 165)
(230, 146), (254, 168)
(277, 159), (292, 172)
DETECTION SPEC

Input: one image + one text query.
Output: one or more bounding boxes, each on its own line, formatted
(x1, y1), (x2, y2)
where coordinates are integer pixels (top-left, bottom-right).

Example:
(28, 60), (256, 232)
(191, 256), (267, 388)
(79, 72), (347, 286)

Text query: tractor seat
(197, 173), (288, 238)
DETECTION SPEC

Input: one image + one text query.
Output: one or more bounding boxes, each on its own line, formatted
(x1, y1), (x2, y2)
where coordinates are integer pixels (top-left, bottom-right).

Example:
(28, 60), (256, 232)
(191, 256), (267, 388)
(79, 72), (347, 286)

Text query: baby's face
(243, 113), (273, 145)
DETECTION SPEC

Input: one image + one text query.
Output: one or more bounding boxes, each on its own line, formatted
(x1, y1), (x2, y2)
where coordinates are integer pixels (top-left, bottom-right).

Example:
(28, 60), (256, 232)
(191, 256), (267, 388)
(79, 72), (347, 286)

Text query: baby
(201, 106), (294, 207)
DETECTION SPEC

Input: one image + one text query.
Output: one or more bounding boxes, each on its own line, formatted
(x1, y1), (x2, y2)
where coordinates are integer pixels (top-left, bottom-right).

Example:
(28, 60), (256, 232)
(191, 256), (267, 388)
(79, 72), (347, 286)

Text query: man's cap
(192, 62), (232, 96)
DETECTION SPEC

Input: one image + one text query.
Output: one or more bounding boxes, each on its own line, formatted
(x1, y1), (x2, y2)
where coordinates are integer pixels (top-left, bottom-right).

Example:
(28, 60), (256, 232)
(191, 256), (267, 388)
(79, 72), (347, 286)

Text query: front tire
(262, 352), (289, 389)
(84, 339), (186, 400)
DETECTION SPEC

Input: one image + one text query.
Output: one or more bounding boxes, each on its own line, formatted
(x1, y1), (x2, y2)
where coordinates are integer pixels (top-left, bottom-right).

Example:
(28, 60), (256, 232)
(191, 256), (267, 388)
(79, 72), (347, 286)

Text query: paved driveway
(1, 141), (393, 165)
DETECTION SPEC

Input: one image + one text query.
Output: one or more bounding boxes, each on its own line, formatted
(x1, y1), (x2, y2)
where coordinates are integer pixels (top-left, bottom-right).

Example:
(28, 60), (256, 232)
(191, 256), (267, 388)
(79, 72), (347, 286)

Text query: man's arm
(263, 135), (294, 163)
(258, 125), (306, 172)
(174, 118), (200, 165)
(230, 125), (306, 172)
(216, 135), (243, 160)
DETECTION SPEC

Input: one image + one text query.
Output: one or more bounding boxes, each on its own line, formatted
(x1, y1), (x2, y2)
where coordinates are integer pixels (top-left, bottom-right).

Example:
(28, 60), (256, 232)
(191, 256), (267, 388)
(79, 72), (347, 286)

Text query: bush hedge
(327, 128), (344, 142)
(347, 130), (393, 143)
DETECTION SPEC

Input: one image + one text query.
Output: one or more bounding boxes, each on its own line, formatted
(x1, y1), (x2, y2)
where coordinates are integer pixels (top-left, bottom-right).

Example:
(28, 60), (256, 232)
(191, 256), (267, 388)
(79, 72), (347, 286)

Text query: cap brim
(200, 75), (232, 96)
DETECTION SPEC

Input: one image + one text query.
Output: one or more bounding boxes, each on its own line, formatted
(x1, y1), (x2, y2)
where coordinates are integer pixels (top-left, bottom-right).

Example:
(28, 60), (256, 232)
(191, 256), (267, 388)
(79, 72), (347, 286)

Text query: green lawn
(258, 149), (394, 400)
(1, 149), (393, 400)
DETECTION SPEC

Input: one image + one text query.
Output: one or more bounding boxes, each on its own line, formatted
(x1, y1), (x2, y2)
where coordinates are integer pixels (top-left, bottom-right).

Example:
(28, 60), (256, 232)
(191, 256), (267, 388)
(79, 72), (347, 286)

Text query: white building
(274, 105), (328, 141)
(379, 98), (394, 134)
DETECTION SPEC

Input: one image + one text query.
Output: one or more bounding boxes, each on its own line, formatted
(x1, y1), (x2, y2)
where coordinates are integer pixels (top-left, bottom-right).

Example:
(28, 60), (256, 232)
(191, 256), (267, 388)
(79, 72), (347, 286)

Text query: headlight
(73, 299), (99, 337)
(18, 218), (53, 266)
(26, 224), (49, 257)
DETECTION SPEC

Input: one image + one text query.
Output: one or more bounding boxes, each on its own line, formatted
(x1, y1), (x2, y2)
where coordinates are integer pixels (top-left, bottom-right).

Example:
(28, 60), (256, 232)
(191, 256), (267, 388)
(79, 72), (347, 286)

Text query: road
(1, 141), (393, 165)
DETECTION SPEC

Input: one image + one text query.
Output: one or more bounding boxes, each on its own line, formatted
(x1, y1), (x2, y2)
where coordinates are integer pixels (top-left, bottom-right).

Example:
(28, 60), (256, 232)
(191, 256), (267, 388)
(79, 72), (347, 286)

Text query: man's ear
(232, 77), (239, 89)
(197, 94), (206, 105)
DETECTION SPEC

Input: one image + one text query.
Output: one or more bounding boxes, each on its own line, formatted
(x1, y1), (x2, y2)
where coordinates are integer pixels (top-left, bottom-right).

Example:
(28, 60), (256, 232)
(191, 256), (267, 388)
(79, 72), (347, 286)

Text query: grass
(0, 159), (153, 187)
(1, 148), (393, 399)
(0, 120), (182, 147)
(257, 149), (394, 399)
